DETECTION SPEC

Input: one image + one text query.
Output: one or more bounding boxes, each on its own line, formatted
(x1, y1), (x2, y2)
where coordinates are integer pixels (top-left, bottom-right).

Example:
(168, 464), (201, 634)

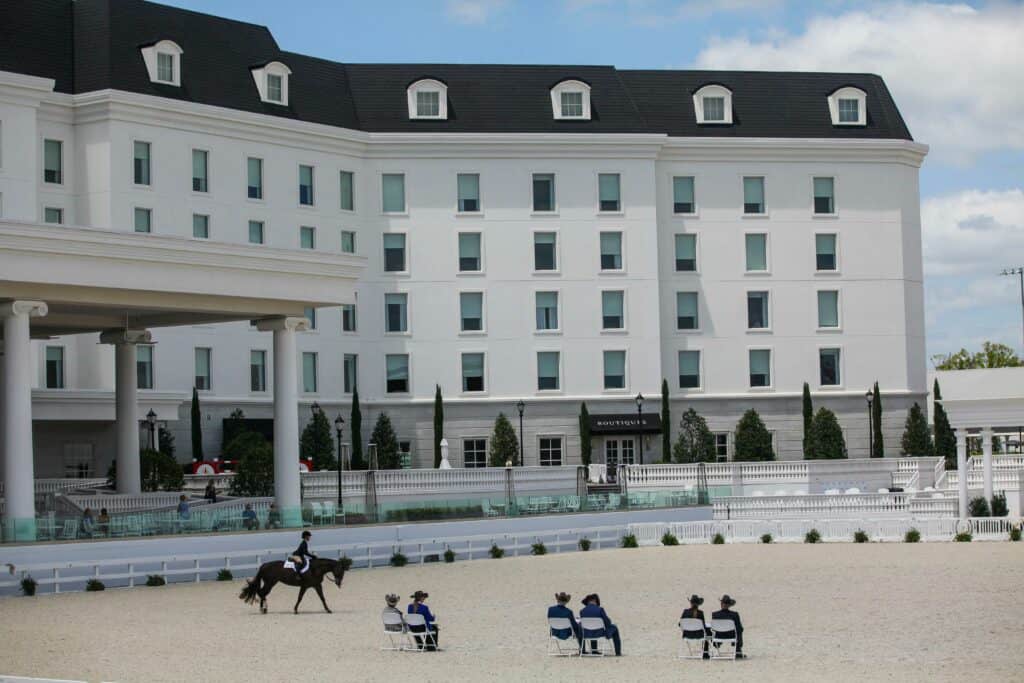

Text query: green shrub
(85, 579), (105, 592)
(389, 552), (408, 567)
(443, 548), (456, 563)
(711, 533), (725, 545)
(804, 529), (821, 544)
(1009, 526), (1021, 542)
(489, 544), (505, 559)
(991, 493), (1008, 517)
(661, 532), (679, 546)
(145, 575), (166, 587)
(904, 528), (921, 543)
(216, 569), (233, 581)
(578, 537), (591, 552)
(954, 532), (972, 543)
(531, 542), (547, 556)
(20, 576), (37, 596)
(853, 530), (869, 544)
(760, 533), (773, 544)
(620, 534), (639, 548)
(339, 556), (353, 572)
(968, 496), (991, 518)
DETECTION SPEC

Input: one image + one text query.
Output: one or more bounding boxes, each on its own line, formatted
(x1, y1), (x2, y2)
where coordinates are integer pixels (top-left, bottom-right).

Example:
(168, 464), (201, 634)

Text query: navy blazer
(711, 608), (743, 637)
(579, 604), (613, 637)
(680, 607), (708, 637)
(547, 604), (580, 640)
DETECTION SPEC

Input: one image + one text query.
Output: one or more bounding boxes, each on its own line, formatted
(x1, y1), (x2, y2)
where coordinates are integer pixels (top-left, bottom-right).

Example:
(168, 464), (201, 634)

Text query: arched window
(692, 84), (733, 125)
(407, 78), (448, 120)
(550, 79), (591, 120)
(140, 40), (183, 87)
(251, 61), (292, 106)
(828, 87), (866, 126)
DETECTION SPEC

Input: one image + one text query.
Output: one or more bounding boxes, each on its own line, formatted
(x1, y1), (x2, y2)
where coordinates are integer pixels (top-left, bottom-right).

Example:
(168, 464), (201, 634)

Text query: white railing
(946, 469), (1022, 490)
(302, 467), (579, 500)
(0, 478), (109, 496)
(712, 492), (958, 520)
(65, 492), (188, 513)
(182, 473), (236, 493)
(934, 458), (947, 488)
(969, 455), (1024, 470)
(737, 461), (808, 483)
(300, 471), (373, 499)
(635, 517), (965, 545)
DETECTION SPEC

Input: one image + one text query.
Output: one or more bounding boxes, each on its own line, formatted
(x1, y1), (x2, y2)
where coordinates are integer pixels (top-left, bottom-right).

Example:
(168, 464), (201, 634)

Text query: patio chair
(678, 618), (710, 659)
(709, 619), (739, 660)
(564, 495), (580, 512)
(482, 499), (501, 517)
(322, 500), (336, 523)
(59, 519), (78, 540)
(381, 612), (413, 651)
(404, 613), (440, 651)
(579, 617), (614, 657)
(310, 502), (324, 525)
(547, 618), (580, 656)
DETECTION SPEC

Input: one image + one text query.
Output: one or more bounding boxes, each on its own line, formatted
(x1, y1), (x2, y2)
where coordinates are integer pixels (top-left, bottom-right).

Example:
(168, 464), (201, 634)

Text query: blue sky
(165, 0), (1024, 360)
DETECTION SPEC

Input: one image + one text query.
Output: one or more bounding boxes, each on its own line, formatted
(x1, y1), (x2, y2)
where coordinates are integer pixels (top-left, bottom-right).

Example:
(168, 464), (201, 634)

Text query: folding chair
(579, 617), (613, 657)
(547, 618), (580, 656)
(404, 613), (440, 651)
(381, 612), (413, 651)
(678, 618), (709, 659)
(709, 619), (738, 660)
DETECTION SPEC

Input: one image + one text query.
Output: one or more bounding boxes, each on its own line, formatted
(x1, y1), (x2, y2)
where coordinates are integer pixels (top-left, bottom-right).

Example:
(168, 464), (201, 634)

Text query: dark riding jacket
(294, 540), (317, 561)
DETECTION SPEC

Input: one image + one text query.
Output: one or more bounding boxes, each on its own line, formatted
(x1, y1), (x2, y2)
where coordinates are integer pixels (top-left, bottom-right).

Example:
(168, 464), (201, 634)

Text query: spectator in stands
(547, 591), (582, 646)
(204, 481), (217, 504)
(80, 508), (96, 538)
(712, 594), (745, 659)
(407, 590), (439, 650)
(680, 594), (710, 658)
(382, 594), (405, 632)
(267, 503), (282, 529)
(177, 495), (191, 522)
(580, 593), (622, 656)
(97, 508), (111, 537)
(242, 503), (258, 530)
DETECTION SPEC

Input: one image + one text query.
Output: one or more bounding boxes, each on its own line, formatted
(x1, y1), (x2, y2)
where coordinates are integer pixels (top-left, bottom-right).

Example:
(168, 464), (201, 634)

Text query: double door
(604, 437), (636, 471)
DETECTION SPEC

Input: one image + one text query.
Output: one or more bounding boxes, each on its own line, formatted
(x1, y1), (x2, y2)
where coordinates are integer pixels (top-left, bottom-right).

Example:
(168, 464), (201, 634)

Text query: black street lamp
(516, 399), (525, 467)
(334, 414), (345, 522)
(635, 393), (644, 465)
(146, 409), (158, 490)
(865, 390), (874, 457)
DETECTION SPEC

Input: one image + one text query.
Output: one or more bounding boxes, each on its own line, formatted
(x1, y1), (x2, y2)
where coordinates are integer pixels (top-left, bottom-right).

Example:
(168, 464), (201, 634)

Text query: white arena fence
(712, 492), (959, 520)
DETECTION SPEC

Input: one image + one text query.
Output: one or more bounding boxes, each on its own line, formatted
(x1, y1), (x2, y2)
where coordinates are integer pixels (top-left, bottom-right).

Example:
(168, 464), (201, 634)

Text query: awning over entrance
(589, 413), (662, 435)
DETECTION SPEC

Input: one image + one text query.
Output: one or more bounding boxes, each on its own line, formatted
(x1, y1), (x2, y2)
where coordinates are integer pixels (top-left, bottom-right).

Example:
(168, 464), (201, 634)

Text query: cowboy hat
(385, 594), (399, 606)
(580, 593), (601, 606)
(688, 594), (704, 606)
(554, 592), (571, 603)
(719, 594), (736, 606)
(410, 590), (429, 600)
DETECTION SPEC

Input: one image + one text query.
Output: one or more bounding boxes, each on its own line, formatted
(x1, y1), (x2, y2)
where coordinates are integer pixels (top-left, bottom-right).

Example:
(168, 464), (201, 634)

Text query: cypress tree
(932, 380), (956, 469)
(871, 382), (884, 458)
(190, 387), (204, 461)
(734, 409), (775, 461)
(433, 385), (444, 468)
(370, 412), (400, 469)
(805, 407), (848, 459)
(801, 382), (813, 457)
(349, 388), (365, 470)
(900, 402), (934, 456)
(579, 402), (592, 466)
(673, 407), (716, 463)
(489, 413), (520, 466)
(300, 403), (336, 470)
(661, 379), (671, 463)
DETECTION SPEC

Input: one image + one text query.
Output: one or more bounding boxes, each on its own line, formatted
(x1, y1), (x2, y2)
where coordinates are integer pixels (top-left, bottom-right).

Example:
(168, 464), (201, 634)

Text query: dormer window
(828, 87), (866, 126)
(251, 61), (292, 106)
(551, 79), (591, 120)
(140, 40), (183, 87)
(407, 79), (447, 120)
(693, 84), (733, 125)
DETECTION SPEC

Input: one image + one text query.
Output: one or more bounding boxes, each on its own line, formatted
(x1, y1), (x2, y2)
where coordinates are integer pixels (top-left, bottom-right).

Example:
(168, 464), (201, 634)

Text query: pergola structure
(0, 219), (363, 539)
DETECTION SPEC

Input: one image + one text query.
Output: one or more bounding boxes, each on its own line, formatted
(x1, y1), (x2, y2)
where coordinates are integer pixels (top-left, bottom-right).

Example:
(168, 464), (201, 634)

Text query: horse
(239, 557), (346, 614)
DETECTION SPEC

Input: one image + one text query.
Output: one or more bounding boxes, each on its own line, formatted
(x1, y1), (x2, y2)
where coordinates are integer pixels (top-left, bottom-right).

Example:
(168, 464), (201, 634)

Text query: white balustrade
(946, 469), (1022, 490)
(65, 492), (186, 513)
(0, 478), (109, 496)
(712, 492), (957, 520)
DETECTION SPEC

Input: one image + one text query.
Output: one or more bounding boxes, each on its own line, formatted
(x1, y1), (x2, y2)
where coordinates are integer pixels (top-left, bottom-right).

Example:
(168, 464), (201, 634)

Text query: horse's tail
(239, 568), (261, 605)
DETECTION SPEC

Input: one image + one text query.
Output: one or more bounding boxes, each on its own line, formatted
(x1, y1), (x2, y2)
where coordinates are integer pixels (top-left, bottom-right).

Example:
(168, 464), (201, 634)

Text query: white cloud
(445, 0), (508, 24)
(921, 188), (1024, 277)
(695, 2), (1024, 163)
(566, 0), (782, 23)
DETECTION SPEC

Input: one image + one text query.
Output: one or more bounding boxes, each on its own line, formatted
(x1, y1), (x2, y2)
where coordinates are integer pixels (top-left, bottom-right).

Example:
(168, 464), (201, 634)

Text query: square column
(100, 329), (152, 494)
(954, 428), (968, 520)
(980, 427), (994, 502)
(1, 300), (48, 541)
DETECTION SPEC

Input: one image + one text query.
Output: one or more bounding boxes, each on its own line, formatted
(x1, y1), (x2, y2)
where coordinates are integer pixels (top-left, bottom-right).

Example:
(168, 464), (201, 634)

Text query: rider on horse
(289, 530), (317, 575)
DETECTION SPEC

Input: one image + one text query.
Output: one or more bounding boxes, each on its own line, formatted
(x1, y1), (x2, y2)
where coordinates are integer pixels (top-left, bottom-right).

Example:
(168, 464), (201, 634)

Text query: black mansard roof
(0, 0), (913, 140)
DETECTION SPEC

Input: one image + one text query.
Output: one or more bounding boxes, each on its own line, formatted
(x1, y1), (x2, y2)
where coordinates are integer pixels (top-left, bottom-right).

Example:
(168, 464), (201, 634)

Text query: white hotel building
(0, 0), (928, 486)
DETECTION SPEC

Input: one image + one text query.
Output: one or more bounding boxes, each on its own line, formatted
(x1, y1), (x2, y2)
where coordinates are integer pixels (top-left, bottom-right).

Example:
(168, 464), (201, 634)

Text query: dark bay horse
(239, 558), (346, 614)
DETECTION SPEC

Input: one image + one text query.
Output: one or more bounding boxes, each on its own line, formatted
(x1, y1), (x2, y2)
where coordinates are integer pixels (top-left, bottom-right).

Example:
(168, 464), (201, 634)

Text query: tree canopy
(805, 408), (848, 459)
(370, 412), (401, 469)
(673, 407), (716, 463)
(932, 341), (1022, 370)
(489, 412), (519, 466)
(300, 404), (336, 470)
(227, 432), (274, 496)
(900, 402), (934, 457)
(734, 409), (775, 461)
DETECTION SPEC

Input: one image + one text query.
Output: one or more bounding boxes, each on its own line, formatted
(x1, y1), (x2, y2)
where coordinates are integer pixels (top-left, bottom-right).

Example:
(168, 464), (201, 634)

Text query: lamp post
(1001, 267), (1024, 351)
(635, 392), (644, 466)
(516, 399), (525, 467)
(865, 390), (874, 458)
(334, 414), (345, 518)
(145, 409), (157, 490)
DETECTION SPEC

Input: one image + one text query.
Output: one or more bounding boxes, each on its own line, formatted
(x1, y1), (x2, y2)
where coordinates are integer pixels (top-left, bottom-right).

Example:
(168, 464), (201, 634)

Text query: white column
(1, 301), (47, 541)
(258, 316), (308, 526)
(100, 329), (151, 494)
(954, 428), (968, 520)
(981, 427), (994, 502)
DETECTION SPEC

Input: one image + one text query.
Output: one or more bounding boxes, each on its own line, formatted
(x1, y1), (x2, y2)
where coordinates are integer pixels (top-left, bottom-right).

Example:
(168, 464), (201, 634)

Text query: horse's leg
(314, 583), (331, 613)
(260, 578), (277, 614)
(294, 585), (308, 613)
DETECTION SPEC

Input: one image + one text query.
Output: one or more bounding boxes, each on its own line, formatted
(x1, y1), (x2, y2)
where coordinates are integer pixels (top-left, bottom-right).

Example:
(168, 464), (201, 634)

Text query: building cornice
(659, 136), (929, 167)
(0, 69), (57, 108)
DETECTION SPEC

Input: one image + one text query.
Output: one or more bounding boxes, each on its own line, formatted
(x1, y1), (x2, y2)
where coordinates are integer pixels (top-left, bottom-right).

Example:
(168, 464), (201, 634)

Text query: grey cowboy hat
(689, 594), (704, 606)
(385, 594), (399, 606)
(719, 594), (736, 606)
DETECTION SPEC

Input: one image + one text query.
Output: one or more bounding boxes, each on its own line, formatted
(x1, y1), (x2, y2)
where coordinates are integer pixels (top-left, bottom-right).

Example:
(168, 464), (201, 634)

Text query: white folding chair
(381, 612), (413, 651)
(404, 613), (440, 652)
(678, 618), (709, 659)
(579, 617), (613, 657)
(709, 619), (738, 660)
(547, 618), (580, 656)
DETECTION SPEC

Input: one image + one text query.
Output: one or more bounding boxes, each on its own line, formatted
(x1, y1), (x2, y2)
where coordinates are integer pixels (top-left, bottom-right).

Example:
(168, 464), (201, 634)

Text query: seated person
(97, 508), (111, 536)
(204, 481), (217, 503)
(382, 593), (406, 632)
(241, 504), (258, 530)
(407, 590), (439, 651)
(177, 495), (191, 521)
(579, 593), (622, 656)
(711, 594), (745, 659)
(679, 594), (710, 658)
(547, 592), (582, 646)
(266, 503), (282, 529)
(80, 508), (95, 538)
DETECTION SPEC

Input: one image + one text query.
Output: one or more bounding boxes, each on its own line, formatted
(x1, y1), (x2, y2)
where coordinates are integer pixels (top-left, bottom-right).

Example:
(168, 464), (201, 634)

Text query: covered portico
(0, 220), (362, 539)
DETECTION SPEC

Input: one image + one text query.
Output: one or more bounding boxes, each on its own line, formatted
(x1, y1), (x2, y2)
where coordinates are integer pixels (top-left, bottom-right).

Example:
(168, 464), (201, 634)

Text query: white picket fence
(712, 492), (958, 520)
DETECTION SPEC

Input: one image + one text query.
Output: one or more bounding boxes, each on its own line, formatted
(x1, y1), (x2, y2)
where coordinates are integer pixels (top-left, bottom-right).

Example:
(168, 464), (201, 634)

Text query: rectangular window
(460, 292), (483, 332)
(535, 291), (559, 331)
(45, 346), (65, 389)
(343, 353), (358, 393)
(816, 234), (837, 271)
(44, 207), (63, 224)
(714, 433), (729, 462)
(133, 141), (151, 185)
(537, 351), (560, 391)
(248, 220), (264, 245)
(539, 437), (563, 466)
(818, 290), (840, 328)
(416, 90), (440, 117)
(534, 232), (557, 271)
(134, 208), (152, 233)
(157, 52), (174, 82)
(267, 74), (283, 103)
(385, 293), (408, 333)
(820, 348), (841, 386)
(192, 149), (208, 192)
(560, 91), (583, 117)
(743, 176), (765, 214)
(247, 157), (263, 199)
(601, 290), (624, 330)
(462, 353), (485, 392)
(747, 291), (769, 329)
(749, 349), (771, 388)
(43, 139), (62, 184)
(341, 230), (356, 254)
(304, 307), (317, 330)
(603, 350), (626, 390)
(383, 233), (406, 272)
(250, 350), (266, 392)
(339, 171), (354, 211)
(598, 173), (621, 212)
(813, 177), (834, 214)
(457, 173), (480, 212)
(532, 173), (555, 212)
(745, 233), (767, 272)
(192, 214), (209, 239)
(838, 98), (859, 123)
(463, 439), (487, 468)
(678, 350), (700, 389)
(703, 96), (725, 121)
(382, 173), (405, 213)
(458, 232), (482, 271)
(675, 234), (696, 272)
(341, 304), (357, 332)
(600, 232), (622, 270)
(300, 226), (315, 249)
(299, 165), (314, 206)
(386, 354), (409, 393)
(302, 352), (318, 393)
(135, 345), (153, 390)
(673, 176), (695, 214)
(676, 291), (698, 330)
(194, 347), (211, 390)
